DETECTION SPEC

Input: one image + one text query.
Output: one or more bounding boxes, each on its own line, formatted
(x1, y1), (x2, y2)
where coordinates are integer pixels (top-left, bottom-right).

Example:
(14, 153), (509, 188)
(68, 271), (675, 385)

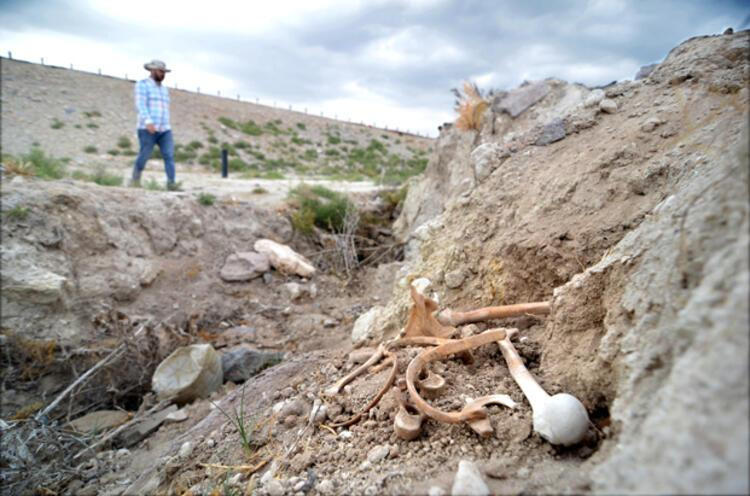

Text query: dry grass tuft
(453, 81), (488, 131)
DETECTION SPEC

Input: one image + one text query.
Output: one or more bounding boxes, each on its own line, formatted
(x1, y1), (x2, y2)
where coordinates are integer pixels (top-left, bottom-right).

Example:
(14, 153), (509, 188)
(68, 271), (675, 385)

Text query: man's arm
(135, 81), (156, 134)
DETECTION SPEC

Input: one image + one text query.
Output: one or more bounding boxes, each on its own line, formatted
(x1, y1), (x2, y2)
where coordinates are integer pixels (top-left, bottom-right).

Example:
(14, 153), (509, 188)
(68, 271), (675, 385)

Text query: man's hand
(146, 123), (156, 134)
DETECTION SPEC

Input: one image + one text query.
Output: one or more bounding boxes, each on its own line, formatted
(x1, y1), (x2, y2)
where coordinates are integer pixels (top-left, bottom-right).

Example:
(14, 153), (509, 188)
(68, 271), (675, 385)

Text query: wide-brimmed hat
(144, 59), (171, 72)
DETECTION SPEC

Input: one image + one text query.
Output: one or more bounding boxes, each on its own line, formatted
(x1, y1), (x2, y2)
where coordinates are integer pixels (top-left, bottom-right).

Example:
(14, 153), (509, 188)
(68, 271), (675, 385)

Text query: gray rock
(451, 460), (489, 496)
(221, 347), (284, 382)
(599, 98), (618, 114)
(429, 486), (446, 496)
(117, 405), (177, 447)
(284, 282), (304, 300)
(444, 269), (466, 289)
(367, 445), (390, 464)
(535, 118), (566, 146)
(493, 81), (550, 117)
(1, 264), (67, 303)
(635, 63), (658, 80)
(219, 251), (269, 282)
(178, 441), (192, 459)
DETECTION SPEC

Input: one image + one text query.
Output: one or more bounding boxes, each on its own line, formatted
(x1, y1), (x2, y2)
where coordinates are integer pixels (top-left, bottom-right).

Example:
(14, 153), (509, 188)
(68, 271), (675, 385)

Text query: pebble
(451, 459), (490, 496)
(339, 430), (353, 439)
(599, 98), (618, 114)
(367, 445), (390, 464)
(178, 441), (192, 459)
(517, 466), (530, 478)
(293, 480), (306, 492)
(265, 479), (285, 496)
(205, 438), (215, 448)
(428, 486), (446, 496)
(317, 479), (335, 494)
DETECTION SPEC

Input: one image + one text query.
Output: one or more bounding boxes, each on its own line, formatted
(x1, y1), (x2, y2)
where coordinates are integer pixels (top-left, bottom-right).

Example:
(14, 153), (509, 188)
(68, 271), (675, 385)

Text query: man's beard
(153, 73), (165, 82)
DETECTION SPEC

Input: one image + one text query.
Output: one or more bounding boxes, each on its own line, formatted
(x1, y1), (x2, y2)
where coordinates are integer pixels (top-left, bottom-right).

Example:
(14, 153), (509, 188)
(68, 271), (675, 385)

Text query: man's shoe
(129, 178), (141, 188)
(166, 181), (182, 191)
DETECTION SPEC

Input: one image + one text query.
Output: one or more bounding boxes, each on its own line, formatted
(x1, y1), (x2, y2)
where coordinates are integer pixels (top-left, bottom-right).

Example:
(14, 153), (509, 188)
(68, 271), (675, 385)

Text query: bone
(416, 369), (446, 398)
(437, 301), (551, 326)
(405, 329), (510, 426)
(403, 284), (456, 338)
(324, 343), (385, 397)
(393, 388), (425, 440)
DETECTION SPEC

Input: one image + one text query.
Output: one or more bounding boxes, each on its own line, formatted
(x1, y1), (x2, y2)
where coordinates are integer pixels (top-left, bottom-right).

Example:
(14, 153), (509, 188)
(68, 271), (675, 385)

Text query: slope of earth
(1, 57), (433, 188)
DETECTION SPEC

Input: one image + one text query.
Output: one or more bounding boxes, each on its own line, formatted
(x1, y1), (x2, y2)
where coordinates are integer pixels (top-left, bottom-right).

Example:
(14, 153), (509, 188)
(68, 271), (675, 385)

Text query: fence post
(7, 51), (11, 59)
(221, 149), (228, 178)
(237, 94), (240, 101)
(41, 57), (44, 65)
(197, 87), (200, 94)
(98, 68), (101, 75)
(217, 90), (220, 96)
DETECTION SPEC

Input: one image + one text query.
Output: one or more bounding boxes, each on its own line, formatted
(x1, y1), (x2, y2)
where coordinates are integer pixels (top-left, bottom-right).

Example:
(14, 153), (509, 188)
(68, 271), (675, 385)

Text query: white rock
(367, 445), (390, 464)
(254, 239), (315, 277)
(178, 442), (192, 459)
(351, 306), (384, 345)
(165, 408), (189, 423)
(429, 486), (446, 496)
(339, 430), (353, 439)
(317, 479), (335, 495)
(265, 479), (285, 496)
(471, 143), (507, 182)
(451, 459), (490, 496)
(584, 89), (605, 107)
(599, 98), (618, 114)
(411, 277), (432, 295)
(444, 269), (466, 289)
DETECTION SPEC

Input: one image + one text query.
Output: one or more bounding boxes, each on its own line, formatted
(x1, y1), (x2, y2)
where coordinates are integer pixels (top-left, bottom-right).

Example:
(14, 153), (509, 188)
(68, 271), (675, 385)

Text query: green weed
(20, 148), (67, 179)
(51, 118), (64, 129)
(86, 122), (99, 129)
(296, 122), (306, 130)
(117, 136), (132, 148)
(83, 110), (102, 118)
(197, 193), (216, 206)
(210, 383), (256, 454)
(6, 205), (29, 221)
(144, 178), (163, 190)
(288, 184), (356, 233)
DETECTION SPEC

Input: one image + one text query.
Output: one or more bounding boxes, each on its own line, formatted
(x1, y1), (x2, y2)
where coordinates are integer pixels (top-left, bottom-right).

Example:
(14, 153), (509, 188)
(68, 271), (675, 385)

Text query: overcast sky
(1, 0), (747, 137)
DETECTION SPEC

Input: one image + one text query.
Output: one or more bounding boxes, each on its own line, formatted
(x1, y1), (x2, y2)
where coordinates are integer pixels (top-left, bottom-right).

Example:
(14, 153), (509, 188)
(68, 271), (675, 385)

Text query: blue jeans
(132, 129), (175, 184)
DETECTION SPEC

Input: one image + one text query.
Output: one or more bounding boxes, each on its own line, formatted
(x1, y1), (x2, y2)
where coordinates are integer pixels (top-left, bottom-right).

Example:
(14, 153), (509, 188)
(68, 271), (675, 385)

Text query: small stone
(284, 414), (299, 426)
(444, 269), (466, 289)
(205, 438), (215, 448)
(265, 479), (285, 496)
(339, 430), (353, 439)
(429, 486), (446, 496)
(367, 445), (390, 464)
(293, 480), (306, 492)
(178, 441), (192, 459)
(284, 282), (304, 300)
(317, 479), (335, 495)
(389, 445), (400, 459)
(516, 466), (530, 478)
(584, 89), (605, 107)
(164, 408), (188, 423)
(641, 117), (663, 132)
(451, 459), (490, 496)
(599, 98), (618, 114)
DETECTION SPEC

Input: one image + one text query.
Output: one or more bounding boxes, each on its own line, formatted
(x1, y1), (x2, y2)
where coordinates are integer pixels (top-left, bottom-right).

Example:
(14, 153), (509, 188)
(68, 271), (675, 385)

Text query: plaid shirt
(135, 77), (170, 131)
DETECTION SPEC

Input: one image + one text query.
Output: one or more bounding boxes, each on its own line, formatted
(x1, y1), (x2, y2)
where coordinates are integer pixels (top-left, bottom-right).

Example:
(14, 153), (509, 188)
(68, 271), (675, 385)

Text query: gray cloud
(1, 0), (747, 135)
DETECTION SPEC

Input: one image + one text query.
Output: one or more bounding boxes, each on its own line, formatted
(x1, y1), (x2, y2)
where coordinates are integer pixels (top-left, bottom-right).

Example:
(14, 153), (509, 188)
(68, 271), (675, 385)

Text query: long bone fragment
(497, 329), (590, 446)
(464, 394), (518, 437)
(327, 351), (398, 428)
(405, 329), (513, 426)
(437, 301), (551, 327)
(324, 343), (385, 397)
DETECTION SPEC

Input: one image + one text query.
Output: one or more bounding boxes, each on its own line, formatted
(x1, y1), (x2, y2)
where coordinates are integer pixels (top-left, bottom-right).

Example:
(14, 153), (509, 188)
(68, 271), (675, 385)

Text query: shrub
(17, 149), (67, 179)
(296, 122), (306, 130)
(233, 140), (250, 149)
(121, 149), (137, 157)
(288, 184), (356, 233)
(51, 118), (64, 129)
(240, 120), (264, 136)
(252, 186), (268, 194)
(6, 205), (29, 221)
(302, 149), (318, 161)
(107, 149), (120, 156)
(92, 166), (123, 186)
(144, 178), (163, 190)
(453, 81), (488, 131)
(188, 140), (204, 150)
(207, 135), (218, 144)
(325, 148), (340, 157)
(83, 110), (102, 118)
(291, 136), (312, 146)
(327, 134), (341, 145)
(218, 117), (238, 130)
(197, 193), (216, 206)
(117, 136), (132, 148)
(74, 124), (82, 129)
(86, 122), (99, 129)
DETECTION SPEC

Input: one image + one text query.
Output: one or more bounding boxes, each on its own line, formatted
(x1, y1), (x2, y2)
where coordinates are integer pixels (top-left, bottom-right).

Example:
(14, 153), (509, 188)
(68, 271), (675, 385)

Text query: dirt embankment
(1, 31), (748, 496)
